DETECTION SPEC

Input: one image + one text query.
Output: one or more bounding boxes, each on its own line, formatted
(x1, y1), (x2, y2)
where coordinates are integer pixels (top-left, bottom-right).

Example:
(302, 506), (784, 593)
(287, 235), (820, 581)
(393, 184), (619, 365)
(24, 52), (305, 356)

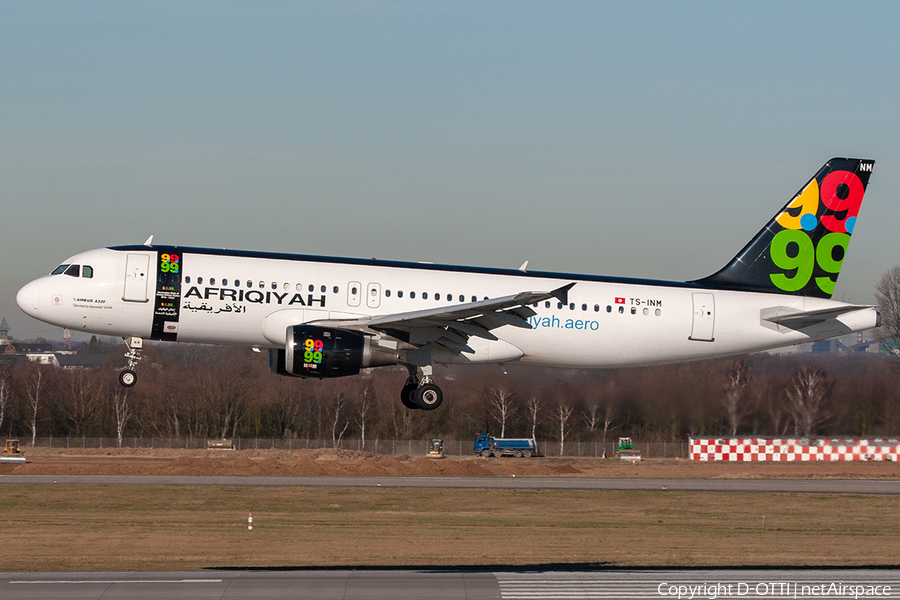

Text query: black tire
(523, 450), (533, 458)
(514, 450), (522, 458)
(480, 449), (491, 458)
(400, 382), (419, 410)
(119, 369), (137, 388)
(413, 384), (443, 410)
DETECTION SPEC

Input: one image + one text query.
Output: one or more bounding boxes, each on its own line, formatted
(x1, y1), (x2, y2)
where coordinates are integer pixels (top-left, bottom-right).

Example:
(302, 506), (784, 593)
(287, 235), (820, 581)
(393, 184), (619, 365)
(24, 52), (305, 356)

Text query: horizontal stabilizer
(760, 304), (874, 328)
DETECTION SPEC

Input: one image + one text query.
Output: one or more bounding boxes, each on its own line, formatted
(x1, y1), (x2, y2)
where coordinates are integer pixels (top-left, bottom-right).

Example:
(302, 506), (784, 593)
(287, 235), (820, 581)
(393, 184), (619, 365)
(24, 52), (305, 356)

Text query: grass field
(3, 485), (900, 570)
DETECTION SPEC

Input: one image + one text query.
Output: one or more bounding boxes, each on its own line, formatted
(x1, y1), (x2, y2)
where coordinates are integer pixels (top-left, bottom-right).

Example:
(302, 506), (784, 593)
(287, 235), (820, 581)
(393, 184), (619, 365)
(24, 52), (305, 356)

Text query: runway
(2, 569), (899, 600)
(2, 474), (899, 494)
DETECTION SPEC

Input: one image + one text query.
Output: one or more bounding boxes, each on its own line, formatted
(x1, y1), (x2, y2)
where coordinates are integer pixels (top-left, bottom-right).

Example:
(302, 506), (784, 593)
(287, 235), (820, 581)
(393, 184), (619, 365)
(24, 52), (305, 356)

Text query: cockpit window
(64, 264), (80, 277)
(82, 265), (93, 279)
(51, 264), (70, 275)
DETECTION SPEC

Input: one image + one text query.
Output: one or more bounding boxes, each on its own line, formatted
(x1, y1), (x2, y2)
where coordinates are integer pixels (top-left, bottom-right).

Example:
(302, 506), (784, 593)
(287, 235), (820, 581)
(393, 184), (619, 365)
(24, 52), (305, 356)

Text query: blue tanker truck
(473, 434), (539, 458)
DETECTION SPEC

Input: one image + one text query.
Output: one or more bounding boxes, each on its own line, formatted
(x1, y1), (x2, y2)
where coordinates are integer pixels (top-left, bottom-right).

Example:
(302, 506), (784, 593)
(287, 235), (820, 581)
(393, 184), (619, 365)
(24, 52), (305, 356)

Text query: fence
(25, 436), (689, 458)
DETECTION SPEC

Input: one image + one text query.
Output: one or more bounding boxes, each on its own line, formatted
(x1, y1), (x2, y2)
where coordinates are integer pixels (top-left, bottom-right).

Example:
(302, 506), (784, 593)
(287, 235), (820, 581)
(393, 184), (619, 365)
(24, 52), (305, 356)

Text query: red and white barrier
(689, 437), (900, 461)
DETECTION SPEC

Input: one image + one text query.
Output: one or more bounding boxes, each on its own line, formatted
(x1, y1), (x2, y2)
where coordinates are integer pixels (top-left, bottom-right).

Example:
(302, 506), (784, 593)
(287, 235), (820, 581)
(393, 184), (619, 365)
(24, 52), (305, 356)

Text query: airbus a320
(17, 158), (878, 410)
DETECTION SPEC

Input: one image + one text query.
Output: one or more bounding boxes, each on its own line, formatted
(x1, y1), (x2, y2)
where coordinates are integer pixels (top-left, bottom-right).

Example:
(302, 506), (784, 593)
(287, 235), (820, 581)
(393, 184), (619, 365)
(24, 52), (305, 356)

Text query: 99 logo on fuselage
(770, 170), (863, 295)
(160, 253), (180, 274)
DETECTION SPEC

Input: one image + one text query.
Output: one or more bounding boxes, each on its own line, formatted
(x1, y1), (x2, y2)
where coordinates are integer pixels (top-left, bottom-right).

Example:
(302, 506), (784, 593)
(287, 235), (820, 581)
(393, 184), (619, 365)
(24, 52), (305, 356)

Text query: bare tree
(723, 361), (750, 436)
(785, 366), (831, 437)
(488, 389), (516, 438)
(326, 392), (350, 448)
(356, 383), (374, 450)
(526, 396), (542, 439)
(0, 367), (9, 434)
(550, 401), (574, 456)
(876, 266), (900, 355)
(62, 370), (103, 436)
(112, 386), (131, 448)
(16, 363), (51, 446)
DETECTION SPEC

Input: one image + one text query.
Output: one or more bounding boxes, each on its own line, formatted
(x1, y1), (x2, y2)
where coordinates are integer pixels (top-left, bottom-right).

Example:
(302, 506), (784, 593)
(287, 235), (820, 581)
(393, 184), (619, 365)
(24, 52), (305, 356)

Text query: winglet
(144, 235), (154, 247)
(550, 283), (576, 305)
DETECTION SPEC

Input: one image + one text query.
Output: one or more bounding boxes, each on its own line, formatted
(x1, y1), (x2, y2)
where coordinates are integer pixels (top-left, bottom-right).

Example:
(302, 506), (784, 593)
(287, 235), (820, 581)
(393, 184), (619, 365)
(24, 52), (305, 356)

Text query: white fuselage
(16, 246), (879, 368)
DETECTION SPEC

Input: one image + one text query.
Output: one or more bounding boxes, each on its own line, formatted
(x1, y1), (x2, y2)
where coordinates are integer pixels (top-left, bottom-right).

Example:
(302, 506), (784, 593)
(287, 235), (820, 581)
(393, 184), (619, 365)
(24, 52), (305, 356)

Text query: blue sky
(3, 1), (899, 340)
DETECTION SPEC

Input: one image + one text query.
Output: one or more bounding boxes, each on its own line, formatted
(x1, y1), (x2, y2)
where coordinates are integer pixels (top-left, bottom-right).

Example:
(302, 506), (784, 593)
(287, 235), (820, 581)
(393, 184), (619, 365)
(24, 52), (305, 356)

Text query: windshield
(51, 264), (70, 275)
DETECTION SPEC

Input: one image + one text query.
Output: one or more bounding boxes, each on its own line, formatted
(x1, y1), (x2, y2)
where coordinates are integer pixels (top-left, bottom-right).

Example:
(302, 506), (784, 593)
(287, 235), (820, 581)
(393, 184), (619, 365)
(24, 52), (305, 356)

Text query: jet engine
(269, 325), (398, 378)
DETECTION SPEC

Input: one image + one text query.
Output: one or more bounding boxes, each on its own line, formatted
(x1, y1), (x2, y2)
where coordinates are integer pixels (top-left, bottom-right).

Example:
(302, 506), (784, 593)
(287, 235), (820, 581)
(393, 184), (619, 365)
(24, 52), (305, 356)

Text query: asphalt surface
(3, 569), (900, 600)
(2, 474), (899, 494)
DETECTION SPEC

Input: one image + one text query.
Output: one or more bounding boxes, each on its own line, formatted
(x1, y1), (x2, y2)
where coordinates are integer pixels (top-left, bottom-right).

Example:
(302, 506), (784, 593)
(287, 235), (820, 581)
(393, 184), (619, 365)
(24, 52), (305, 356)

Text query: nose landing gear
(118, 337), (143, 388)
(400, 364), (443, 410)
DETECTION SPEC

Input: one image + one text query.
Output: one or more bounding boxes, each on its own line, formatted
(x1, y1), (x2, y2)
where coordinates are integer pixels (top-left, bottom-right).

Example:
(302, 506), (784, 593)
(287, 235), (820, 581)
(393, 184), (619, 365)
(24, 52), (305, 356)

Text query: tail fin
(694, 157), (874, 298)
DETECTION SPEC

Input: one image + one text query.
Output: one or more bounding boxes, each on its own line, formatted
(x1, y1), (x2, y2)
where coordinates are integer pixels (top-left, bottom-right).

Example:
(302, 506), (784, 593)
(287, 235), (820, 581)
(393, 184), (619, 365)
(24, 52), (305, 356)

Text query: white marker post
(248, 512), (253, 530)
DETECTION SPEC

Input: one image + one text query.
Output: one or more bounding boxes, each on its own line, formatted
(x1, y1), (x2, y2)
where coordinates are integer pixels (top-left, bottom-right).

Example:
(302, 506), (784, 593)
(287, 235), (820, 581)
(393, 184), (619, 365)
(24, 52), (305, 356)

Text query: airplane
(16, 157), (878, 410)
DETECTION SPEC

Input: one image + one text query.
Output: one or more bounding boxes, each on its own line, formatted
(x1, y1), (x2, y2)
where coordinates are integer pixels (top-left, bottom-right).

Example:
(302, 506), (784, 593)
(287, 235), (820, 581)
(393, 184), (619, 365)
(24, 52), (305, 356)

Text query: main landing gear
(118, 337), (143, 388)
(400, 364), (443, 411)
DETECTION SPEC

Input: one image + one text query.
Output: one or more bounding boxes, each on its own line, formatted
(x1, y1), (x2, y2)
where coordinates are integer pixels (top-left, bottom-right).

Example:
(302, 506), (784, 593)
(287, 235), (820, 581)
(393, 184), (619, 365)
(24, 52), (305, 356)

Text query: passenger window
(558, 302), (563, 309)
(210, 278), (216, 285)
(410, 291), (416, 299)
(247, 280), (252, 288)
(582, 304), (587, 311)
(82, 266), (93, 279)
(569, 303), (575, 310)
(607, 305), (612, 313)
(545, 301), (550, 308)
(333, 286), (338, 294)
(631, 307), (637, 315)
(51, 264), (69, 275)
(618, 306), (624, 314)
(398, 291), (404, 298)
(351, 286), (358, 295)
(64, 264), (80, 277)
(320, 285), (326, 293)
(272, 282), (277, 290)
(185, 276), (191, 284)
(385, 290), (391, 297)
(259, 281), (264, 288)
(198, 277), (204, 285)
(222, 279), (228, 286)
(284, 283), (290, 291)
(435, 293), (441, 301)
(459, 295), (464, 302)
(594, 305), (600, 312)
(422, 292), (428, 300)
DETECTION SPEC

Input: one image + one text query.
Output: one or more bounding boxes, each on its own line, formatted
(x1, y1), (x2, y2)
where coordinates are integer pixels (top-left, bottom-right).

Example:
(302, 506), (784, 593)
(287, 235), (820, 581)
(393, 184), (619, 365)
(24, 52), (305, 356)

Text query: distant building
(0, 317), (10, 345)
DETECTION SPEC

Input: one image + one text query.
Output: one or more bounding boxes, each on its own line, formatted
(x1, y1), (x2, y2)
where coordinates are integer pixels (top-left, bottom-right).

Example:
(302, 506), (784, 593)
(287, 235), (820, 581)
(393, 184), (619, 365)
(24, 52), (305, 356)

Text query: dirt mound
(3, 446), (900, 480)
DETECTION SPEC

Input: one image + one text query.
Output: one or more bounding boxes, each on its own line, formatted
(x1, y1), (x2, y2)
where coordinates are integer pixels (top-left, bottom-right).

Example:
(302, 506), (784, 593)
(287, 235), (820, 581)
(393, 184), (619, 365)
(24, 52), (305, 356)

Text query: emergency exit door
(689, 293), (715, 342)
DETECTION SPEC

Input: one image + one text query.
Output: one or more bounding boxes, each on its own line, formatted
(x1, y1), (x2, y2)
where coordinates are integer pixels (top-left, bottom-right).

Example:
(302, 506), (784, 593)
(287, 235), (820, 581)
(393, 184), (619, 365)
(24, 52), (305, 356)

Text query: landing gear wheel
(400, 382), (420, 410)
(118, 369), (137, 388)
(413, 383), (443, 410)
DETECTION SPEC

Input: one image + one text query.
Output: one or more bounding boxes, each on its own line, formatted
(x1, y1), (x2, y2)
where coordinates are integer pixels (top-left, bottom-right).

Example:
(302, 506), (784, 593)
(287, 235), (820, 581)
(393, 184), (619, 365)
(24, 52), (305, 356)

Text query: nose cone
(16, 280), (41, 318)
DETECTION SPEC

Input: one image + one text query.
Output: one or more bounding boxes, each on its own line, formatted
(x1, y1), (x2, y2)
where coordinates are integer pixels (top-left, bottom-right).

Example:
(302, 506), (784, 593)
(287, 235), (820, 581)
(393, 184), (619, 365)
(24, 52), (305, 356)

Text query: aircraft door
(366, 283), (381, 309)
(347, 281), (361, 307)
(123, 254), (151, 303)
(689, 293), (715, 342)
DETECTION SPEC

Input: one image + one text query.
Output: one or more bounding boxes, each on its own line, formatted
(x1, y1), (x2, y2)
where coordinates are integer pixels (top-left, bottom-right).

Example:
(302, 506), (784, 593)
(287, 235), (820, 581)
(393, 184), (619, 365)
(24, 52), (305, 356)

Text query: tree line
(2, 337), (899, 448)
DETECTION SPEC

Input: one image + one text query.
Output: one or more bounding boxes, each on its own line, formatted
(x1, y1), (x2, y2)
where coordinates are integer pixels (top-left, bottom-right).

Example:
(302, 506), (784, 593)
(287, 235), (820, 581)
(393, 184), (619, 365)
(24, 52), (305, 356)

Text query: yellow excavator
(2, 439), (26, 464)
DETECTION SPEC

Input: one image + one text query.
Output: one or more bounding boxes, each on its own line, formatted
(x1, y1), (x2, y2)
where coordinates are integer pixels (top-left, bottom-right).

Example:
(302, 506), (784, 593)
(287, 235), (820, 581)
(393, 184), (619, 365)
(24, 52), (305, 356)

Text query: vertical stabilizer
(694, 158), (874, 298)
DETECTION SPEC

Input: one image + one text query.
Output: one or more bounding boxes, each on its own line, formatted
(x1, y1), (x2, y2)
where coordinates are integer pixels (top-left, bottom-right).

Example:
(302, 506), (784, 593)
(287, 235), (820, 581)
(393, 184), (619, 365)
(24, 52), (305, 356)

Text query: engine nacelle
(269, 325), (398, 378)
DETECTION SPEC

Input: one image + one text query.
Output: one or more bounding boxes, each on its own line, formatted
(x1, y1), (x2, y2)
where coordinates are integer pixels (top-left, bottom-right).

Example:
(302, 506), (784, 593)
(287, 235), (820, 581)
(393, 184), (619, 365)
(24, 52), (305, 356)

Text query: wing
(314, 283), (575, 354)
